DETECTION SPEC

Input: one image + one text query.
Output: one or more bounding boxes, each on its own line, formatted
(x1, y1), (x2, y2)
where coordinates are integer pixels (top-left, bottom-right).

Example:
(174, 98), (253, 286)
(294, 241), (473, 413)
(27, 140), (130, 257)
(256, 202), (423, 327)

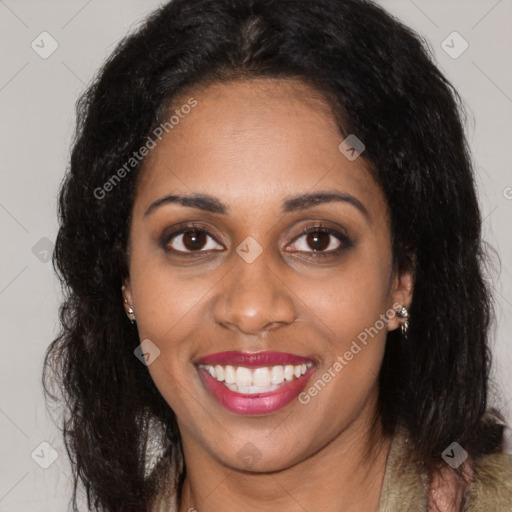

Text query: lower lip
(198, 367), (315, 415)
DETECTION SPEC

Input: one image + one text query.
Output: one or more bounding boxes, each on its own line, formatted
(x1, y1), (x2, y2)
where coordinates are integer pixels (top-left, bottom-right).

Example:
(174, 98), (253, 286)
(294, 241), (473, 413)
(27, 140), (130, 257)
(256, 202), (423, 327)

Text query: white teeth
(201, 362), (313, 394)
(224, 365), (236, 384)
(253, 367), (271, 387)
(215, 365), (224, 382)
(270, 365), (284, 385)
(284, 365), (295, 381)
(231, 384), (282, 393)
(235, 367), (252, 387)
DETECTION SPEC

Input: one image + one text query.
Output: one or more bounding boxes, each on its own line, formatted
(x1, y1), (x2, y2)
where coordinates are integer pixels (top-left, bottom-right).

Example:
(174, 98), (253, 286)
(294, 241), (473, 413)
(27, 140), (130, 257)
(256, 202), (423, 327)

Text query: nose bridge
(213, 246), (296, 334)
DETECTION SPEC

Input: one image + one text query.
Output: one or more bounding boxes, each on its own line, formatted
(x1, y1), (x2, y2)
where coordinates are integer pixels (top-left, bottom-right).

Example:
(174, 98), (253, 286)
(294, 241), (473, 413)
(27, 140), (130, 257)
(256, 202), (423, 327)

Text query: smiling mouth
(198, 362), (314, 394)
(195, 351), (316, 415)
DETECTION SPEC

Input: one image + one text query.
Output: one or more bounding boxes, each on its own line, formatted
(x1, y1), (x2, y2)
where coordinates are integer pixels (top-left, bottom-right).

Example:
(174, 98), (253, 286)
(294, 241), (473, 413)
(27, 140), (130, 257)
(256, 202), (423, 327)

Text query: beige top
(150, 428), (512, 511)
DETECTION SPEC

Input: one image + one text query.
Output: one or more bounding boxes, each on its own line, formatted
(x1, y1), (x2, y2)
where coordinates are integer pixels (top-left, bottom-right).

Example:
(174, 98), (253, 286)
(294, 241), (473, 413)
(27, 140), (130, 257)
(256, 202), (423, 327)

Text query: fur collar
(377, 427), (512, 511)
(150, 427), (512, 511)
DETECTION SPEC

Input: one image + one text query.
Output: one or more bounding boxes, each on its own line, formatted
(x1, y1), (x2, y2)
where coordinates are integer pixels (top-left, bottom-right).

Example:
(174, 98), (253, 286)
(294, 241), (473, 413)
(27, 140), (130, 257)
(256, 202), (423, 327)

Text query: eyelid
(286, 223), (351, 254)
(160, 223), (225, 254)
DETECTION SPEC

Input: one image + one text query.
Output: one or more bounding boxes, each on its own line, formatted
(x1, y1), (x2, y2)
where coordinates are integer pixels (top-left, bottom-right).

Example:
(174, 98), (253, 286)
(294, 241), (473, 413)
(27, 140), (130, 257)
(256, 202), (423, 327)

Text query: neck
(178, 394), (391, 512)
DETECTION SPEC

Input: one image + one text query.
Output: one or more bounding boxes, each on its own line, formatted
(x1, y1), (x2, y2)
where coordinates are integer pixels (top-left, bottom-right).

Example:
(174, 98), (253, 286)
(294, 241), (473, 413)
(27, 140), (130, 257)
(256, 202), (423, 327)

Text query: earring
(122, 288), (136, 324)
(127, 304), (136, 324)
(397, 305), (410, 337)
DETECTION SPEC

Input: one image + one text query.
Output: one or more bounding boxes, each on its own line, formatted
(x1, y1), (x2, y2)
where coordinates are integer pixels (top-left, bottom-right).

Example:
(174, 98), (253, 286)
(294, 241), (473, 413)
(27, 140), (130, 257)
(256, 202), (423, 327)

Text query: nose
(213, 251), (297, 336)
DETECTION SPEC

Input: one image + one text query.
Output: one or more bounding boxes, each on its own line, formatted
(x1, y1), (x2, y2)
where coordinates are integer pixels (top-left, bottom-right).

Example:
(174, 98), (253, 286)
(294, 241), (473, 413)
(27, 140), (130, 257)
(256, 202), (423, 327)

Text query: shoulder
(466, 451), (512, 511)
(377, 426), (512, 512)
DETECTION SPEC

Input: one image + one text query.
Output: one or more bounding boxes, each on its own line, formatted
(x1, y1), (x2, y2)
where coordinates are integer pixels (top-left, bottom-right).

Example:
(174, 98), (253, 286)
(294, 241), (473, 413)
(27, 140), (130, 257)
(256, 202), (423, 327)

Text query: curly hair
(43, 0), (505, 510)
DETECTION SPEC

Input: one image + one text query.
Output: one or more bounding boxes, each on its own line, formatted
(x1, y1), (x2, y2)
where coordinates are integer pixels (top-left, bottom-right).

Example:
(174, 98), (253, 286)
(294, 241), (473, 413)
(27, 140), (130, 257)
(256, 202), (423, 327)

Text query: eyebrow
(282, 191), (369, 218)
(144, 190), (369, 218)
(144, 194), (226, 217)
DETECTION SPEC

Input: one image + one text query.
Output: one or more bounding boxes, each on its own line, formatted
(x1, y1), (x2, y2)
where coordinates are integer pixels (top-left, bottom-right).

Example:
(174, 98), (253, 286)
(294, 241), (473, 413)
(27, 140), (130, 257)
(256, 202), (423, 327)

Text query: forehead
(135, 78), (385, 219)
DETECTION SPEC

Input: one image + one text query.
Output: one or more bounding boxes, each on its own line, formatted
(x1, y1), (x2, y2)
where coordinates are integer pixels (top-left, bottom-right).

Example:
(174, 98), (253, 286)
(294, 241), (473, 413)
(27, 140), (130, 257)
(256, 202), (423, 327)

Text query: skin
(123, 78), (413, 512)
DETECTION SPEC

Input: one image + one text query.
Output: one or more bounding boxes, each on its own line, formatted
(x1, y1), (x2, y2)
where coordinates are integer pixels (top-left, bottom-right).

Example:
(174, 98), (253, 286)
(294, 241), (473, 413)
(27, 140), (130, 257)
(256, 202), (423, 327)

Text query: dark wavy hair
(43, 0), (505, 510)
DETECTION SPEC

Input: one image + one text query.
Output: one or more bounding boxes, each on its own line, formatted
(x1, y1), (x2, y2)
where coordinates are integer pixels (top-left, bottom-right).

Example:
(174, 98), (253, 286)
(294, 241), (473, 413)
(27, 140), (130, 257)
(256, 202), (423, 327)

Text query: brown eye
(305, 231), (331, 251)
(163, 227), (224, 253)
(182, 230), (207, 251)
(291, 228), (342, 253)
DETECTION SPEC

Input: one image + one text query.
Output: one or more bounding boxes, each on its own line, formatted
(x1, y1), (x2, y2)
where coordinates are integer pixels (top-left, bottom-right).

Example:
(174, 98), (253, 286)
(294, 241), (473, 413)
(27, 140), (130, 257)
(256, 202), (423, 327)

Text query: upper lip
(196, 351), (314, 368)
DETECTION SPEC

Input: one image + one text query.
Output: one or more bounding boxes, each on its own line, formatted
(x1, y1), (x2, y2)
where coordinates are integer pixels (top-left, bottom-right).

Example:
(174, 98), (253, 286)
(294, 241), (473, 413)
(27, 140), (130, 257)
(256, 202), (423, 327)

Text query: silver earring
(122, 288), (136, 324)
(127, 304), (136, 324)
(397, 305), (410, 337)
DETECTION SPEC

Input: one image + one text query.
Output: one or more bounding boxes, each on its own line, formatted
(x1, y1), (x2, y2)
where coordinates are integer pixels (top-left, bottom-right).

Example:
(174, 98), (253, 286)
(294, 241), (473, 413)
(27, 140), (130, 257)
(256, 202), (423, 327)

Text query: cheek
(308, 272), (389, 392)
(295, 268), (391, 440)
(304, 247), (393, 341)
(130, 255), (210, 342)
(296, 248), (392, 403)
(294, 342), (385, 452)
(129, 264), (206, 420)
(128, 255), (212, 404)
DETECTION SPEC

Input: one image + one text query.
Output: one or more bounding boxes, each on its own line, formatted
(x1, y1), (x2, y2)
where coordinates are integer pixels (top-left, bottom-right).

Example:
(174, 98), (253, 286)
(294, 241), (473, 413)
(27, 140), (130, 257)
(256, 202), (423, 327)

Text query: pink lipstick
(196, 351), (315, 415)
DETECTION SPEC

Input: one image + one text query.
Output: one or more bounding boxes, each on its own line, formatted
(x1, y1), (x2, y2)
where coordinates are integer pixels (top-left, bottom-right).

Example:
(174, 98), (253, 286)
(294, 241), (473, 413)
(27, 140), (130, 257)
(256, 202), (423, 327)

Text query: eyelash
(160, 223), (352, 258)
(293, 224), (352, 257)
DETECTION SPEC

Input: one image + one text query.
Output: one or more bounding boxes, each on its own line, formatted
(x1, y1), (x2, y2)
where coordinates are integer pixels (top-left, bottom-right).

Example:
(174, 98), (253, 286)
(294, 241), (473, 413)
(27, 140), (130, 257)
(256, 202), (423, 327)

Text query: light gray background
(1, 1), (511, 510)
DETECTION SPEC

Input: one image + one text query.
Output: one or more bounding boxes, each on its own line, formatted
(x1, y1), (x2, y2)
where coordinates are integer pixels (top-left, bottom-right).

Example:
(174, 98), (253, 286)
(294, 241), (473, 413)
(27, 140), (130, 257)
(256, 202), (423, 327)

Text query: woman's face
(124, 78), (412, 472)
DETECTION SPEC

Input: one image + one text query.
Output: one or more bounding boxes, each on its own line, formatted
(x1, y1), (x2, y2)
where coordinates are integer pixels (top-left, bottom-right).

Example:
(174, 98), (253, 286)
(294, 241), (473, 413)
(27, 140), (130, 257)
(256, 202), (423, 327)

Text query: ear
(387, 266), (414, 331)
(121, 278), (134, 317)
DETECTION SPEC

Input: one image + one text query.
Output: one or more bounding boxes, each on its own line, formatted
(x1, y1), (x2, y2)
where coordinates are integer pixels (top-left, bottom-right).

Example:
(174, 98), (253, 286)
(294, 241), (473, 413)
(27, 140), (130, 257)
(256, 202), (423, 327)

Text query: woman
(43, 0), (512, 510)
